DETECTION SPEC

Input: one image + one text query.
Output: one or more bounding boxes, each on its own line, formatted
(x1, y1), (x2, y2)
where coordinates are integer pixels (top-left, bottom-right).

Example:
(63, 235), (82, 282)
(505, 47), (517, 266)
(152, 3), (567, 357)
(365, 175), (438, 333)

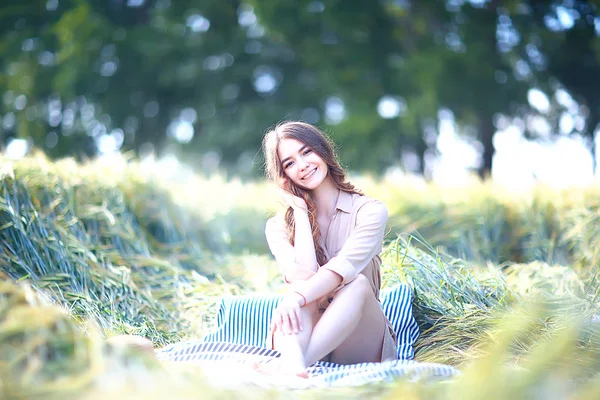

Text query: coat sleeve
(265, 214), (295, 275)
(320, 200), (388, 285)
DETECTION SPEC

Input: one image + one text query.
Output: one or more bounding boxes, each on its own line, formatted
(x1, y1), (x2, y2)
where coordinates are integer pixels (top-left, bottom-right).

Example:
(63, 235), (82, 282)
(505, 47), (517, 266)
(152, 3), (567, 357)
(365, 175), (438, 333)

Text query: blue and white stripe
(156, 285), (460, 385)
(381, 284), (421, 359)
(205, 294), (280, 348)
(156, 341), (460, 387)
(156, 341), (280, 362)
(203, 284), (420, 360)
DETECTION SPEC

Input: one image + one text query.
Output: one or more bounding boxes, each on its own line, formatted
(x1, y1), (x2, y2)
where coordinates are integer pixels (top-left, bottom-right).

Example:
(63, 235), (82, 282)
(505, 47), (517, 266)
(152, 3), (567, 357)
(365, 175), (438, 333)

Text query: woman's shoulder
(265, 212), (286, 232)
(349, 193), (388, 223)
(266, 211), (284, 224)
(349, 193), (387, 211)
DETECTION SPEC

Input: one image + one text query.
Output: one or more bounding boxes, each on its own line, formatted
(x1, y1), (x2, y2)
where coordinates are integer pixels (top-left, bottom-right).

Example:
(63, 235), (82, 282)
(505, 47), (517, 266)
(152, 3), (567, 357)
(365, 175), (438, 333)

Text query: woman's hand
(278, 178), (307, 211)
(270, 292), (305, 335)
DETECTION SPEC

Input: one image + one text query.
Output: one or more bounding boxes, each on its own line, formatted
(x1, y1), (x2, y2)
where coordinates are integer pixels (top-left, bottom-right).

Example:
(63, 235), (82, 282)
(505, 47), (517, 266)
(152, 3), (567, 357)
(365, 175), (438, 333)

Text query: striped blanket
(156, 284), (459, 387)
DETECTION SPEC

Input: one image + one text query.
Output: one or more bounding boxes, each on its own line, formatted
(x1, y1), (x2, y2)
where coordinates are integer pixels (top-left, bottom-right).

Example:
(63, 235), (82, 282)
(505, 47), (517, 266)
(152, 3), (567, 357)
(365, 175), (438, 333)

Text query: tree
(251, 0), (536, 177)
(510, 0), (600, 172)
(2, 0), (598, 179)
(1, 0), (307, 173)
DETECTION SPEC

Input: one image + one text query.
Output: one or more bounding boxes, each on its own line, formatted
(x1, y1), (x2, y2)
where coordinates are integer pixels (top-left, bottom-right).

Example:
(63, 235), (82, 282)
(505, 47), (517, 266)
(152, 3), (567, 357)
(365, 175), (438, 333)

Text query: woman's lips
(302, 168), (317, 180)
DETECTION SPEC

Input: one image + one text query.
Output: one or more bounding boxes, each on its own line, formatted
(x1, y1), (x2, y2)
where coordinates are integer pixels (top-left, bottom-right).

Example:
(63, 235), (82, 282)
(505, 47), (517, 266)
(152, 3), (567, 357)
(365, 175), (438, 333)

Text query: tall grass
(359, 176), (600, 272)
(0, 155), (235, 346)
(1, 153), (600, 398)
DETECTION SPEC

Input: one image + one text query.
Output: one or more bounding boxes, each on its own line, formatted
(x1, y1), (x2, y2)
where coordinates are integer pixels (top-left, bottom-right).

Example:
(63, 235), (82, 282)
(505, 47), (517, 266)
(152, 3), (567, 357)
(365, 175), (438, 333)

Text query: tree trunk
(592, 141), (597, 177)
(477, 0), (499, 180)
(478, 114), (495, 180)
(593, 137), (598, 177)
(588, 111), (599, 176)
(415, 135), (428, 176)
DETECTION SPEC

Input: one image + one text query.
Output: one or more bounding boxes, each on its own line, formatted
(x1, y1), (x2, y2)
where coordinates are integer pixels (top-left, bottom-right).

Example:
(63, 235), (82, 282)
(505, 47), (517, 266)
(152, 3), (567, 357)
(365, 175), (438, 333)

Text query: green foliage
(0, 154), (242, 346)
(0, 280), (101, 399)
(356, 177), (600, 270)
(3, 1), (599, 177)
(1, 154), (600, 398)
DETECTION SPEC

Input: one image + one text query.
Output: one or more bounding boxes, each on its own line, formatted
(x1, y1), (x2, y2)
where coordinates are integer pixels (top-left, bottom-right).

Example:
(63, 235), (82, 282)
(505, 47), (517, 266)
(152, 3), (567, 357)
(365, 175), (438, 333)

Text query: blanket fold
(155, 341), (460, 388)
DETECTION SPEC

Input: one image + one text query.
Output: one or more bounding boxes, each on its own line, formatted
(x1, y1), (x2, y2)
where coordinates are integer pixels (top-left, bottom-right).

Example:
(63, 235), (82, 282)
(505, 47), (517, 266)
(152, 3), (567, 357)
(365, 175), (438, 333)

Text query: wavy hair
(262, 121), (362, 265)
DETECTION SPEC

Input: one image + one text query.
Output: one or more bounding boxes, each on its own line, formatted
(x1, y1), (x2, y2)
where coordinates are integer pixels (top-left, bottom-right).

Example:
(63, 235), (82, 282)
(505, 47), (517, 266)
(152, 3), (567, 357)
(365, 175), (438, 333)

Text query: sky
(426, 87), (598, 190)
(430, 117), (596, 189)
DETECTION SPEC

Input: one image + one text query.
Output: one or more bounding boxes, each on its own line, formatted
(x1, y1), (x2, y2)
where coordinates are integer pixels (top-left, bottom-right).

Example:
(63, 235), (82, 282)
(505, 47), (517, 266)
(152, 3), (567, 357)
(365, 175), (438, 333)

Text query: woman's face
(277, 137), (328, 190)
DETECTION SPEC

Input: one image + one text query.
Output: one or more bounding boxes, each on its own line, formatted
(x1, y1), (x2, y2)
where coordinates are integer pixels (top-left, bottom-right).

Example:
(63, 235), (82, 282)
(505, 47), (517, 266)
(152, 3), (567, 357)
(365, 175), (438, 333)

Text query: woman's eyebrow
(281, 144), (308, 164)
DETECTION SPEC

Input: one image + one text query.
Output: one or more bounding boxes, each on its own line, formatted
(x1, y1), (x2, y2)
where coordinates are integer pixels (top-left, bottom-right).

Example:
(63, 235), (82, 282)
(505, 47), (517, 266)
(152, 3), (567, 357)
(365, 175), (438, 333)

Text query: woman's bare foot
(251, 360), (309, 379)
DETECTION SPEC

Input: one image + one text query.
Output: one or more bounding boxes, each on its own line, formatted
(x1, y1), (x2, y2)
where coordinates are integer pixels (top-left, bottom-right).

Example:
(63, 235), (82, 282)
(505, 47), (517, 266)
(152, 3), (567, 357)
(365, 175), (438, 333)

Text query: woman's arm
(265, 208), (318, 284)
(283, 210), (342, 302)
(290, 207), (319, 272)
(272, 268), (342, 335)
(272, 199), (388, 304)
(266, 187), (319, 283)
(295, 200), (389, 302)
(319, 200), (388, 285)
(268, 199), (390, 336)
(284, 267), (316, 283)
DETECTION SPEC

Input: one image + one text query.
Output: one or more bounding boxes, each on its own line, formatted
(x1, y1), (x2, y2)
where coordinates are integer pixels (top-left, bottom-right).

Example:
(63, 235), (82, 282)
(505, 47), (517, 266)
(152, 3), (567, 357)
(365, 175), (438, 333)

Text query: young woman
(260, 121), (397, 377)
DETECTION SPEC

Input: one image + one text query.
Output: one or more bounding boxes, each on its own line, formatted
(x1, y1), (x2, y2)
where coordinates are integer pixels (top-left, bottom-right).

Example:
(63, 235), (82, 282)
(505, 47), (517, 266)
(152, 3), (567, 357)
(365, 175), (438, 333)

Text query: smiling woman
(259, 121), (397, 378)
(278, 139), (328, 189)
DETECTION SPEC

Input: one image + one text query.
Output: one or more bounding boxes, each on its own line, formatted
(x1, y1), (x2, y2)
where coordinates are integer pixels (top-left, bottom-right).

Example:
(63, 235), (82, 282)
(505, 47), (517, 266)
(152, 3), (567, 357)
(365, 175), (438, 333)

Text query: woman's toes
(295, 370), (309, 379)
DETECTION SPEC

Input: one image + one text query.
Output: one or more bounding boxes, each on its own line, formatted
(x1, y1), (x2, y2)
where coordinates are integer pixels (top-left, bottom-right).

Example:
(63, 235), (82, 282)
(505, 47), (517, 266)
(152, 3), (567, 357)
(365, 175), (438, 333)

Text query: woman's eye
(283, 161), (293, 169)
(303, 149), (312, 155)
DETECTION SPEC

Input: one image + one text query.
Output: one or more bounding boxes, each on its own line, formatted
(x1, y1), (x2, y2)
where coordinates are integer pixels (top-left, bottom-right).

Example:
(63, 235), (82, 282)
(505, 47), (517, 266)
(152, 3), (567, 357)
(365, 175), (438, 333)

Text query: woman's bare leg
(303, 274), (386, 366)
(270, 274), (387, 373)
(327, 287), (386, 364)
(270, 300), (319, 375)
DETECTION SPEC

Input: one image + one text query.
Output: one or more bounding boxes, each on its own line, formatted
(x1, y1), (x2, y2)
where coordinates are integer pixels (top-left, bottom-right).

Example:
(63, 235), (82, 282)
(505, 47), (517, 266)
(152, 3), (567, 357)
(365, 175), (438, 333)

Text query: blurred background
(2, 3), (600, 397)
(1, 0), (599, 187)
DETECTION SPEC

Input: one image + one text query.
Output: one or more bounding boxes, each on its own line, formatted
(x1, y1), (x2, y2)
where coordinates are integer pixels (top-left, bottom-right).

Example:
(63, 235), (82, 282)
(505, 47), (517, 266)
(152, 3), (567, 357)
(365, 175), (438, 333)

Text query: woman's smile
(277, 137), (328, 189)
(302, 167), (318, 181)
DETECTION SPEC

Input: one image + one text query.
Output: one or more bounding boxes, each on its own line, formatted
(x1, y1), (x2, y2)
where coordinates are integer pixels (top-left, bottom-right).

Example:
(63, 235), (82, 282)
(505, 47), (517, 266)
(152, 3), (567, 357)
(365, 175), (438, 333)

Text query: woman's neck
(311, 177), (340, 218)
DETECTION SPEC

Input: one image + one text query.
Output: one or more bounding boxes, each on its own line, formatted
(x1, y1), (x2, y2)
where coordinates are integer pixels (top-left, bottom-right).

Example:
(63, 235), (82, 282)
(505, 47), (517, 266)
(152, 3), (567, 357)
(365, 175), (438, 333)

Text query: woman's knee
(342, 274), (371, 297)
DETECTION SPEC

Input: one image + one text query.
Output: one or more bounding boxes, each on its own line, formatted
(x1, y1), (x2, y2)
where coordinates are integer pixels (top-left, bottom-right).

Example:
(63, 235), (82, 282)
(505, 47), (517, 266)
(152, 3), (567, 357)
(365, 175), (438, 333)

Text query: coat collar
(335, 190), (354, 214)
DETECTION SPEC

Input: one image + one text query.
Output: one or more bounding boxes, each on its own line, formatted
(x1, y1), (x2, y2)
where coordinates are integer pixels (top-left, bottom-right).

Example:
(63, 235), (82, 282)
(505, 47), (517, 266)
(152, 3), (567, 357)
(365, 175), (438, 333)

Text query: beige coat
(265, 190), (398, 362)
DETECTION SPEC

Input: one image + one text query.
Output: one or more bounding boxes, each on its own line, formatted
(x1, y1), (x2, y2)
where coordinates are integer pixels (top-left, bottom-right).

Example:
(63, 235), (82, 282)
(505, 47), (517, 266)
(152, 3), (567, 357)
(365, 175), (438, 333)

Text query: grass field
(0, 152), (599, 399)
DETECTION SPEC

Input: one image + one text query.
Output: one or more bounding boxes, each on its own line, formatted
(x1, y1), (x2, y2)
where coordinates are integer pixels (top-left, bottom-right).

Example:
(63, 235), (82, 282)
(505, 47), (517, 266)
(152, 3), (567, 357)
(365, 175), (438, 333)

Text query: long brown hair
(262, 121), (362, 265)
